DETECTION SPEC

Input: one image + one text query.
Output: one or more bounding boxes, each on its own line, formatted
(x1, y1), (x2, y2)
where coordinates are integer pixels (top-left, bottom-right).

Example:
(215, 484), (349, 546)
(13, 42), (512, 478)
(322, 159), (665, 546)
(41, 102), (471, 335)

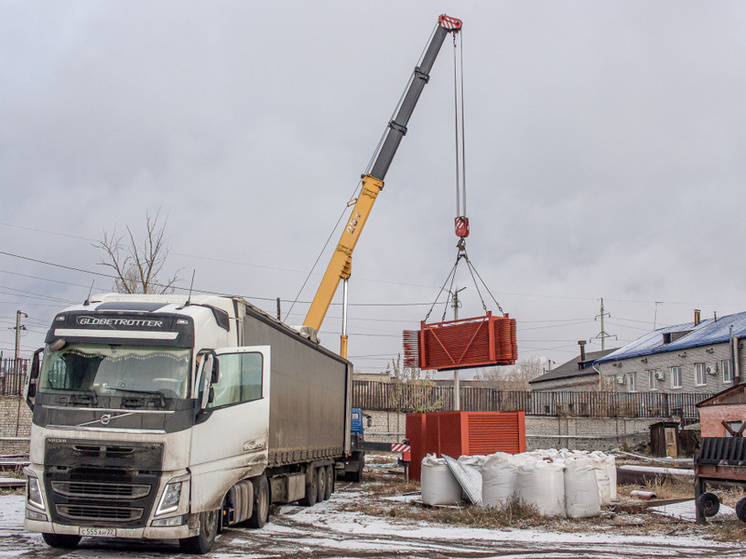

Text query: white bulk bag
(481, 452), (520, 509)
(421, 455), (462, 506)
(589, 452), (614, 506)
(564, 457), (602, 518)
(515, 460), (566, 517)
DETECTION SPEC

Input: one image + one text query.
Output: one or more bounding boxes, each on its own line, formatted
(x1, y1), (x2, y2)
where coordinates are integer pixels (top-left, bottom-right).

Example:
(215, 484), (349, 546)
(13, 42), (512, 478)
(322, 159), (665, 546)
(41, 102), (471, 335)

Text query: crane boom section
(304, 174), (383, 332)
(303, 15), (462, 345)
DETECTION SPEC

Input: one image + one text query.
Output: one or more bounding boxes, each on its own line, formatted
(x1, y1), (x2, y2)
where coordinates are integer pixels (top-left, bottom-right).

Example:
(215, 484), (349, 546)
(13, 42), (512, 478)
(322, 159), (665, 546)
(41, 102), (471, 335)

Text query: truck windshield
(39, 344), (191, 401)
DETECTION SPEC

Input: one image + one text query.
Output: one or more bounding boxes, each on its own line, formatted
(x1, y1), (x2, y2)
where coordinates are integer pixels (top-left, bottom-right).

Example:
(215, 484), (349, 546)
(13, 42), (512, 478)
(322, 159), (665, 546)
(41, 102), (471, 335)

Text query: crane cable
(423, 26), (507, 324)
(453, 30), (467, 223)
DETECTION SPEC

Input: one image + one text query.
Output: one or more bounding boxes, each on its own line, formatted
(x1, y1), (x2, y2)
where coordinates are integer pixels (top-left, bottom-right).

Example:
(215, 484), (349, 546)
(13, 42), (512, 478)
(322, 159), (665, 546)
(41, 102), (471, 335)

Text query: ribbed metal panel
(406, 410), (525, 480)
(411, 313), (517, 371)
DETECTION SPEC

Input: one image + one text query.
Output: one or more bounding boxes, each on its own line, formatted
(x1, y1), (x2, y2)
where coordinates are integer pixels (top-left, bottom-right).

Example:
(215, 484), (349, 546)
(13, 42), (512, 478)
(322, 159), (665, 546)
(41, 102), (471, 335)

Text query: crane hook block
(455, 216), (470, 238)
(438, 14), (463, 31)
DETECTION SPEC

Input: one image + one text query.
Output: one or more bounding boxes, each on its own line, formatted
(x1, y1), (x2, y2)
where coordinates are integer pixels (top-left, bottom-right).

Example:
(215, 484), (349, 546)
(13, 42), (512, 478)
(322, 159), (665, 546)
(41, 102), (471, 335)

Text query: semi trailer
(24, 294), (351, 553)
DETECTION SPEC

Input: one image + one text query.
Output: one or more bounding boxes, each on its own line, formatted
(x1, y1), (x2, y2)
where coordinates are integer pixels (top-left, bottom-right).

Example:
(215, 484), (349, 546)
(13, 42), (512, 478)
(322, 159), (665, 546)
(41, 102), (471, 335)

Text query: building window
(671, 366), (683, 389)
(648, 370), (658, 391)
(695, 363), (706, 386)
(722, 360), (733, 383)
(628, 372), (637, 392)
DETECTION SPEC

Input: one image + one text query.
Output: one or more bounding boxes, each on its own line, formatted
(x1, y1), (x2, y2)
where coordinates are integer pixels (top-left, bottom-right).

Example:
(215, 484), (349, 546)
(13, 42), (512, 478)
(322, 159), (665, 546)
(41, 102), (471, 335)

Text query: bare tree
(387, 355), (444, 413)
(476, 357), (544, 391)
(95, 210), (180, 294)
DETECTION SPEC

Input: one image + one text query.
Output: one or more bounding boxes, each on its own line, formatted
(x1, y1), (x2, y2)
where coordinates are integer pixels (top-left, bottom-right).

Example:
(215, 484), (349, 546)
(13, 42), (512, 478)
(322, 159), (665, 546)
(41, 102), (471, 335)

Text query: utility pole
(451, 287), (466, 321)
(451, 287), (466, 411)
(13, 311), (27, 438)
(594, 298), (615, 351)
(14, 310), (27, 374)
(653, 301), (663, 330)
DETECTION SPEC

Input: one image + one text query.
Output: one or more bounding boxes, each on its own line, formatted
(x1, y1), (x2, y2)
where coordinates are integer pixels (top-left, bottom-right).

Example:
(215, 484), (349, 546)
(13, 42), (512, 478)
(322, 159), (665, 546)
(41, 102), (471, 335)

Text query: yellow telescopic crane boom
(303, 15), (462, 358)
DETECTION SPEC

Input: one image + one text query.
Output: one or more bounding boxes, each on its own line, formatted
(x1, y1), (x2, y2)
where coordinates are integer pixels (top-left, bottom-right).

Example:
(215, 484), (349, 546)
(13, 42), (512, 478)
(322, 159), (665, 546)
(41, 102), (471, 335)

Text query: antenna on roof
(185, 270), (196, 307)
(84, 280), (95, 306)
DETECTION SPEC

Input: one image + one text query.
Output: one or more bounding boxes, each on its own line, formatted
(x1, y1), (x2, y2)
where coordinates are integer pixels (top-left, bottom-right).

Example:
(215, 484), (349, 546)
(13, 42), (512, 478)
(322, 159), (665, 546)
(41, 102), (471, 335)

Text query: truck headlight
(156, 482), (182, 516)
(26, 474), (45, 511)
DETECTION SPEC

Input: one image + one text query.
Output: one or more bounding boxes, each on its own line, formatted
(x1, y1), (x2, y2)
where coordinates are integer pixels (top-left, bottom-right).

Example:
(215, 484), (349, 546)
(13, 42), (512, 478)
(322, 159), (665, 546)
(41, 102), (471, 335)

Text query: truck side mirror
(196, 352), (218, 410)
(25, 347), (44, 410)
(210, 359), (220, 384)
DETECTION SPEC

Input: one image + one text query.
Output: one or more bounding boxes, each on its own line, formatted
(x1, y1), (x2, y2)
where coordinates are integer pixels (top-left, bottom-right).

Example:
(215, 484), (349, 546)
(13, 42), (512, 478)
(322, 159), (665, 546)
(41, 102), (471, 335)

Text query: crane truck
(22, 14), (462, 554)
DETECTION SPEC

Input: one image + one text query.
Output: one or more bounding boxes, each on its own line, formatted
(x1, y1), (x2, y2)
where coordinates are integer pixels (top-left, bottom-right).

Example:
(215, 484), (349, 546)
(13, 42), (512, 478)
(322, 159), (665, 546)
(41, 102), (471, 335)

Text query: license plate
(80, 527), (116, 537)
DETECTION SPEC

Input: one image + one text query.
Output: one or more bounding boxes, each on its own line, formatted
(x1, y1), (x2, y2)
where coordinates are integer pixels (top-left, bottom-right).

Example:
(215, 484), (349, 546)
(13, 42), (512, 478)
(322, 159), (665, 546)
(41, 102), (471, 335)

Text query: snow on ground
(2, 485), (746, 558)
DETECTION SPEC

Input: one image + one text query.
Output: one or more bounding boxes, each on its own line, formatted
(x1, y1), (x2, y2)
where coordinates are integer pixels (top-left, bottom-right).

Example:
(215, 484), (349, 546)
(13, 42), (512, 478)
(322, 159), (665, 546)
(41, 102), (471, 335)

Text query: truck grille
(44, 439), (163, 528)
(57, 504), (143, 522)
(51, 481), (151, 500)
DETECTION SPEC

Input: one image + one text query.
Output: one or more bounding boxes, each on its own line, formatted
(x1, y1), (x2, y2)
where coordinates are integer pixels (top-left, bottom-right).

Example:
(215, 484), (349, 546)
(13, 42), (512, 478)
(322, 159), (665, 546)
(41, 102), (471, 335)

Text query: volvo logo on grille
(100, 414), (112, 425)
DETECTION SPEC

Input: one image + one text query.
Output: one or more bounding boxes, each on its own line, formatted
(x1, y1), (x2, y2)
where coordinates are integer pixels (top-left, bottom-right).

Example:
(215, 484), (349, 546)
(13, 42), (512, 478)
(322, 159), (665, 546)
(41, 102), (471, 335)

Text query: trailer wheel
(248, 476), (269, 528)
(324, 466), (333, 500)
(300, 468), (318, 506)
(736, 497), (746, 523)
(179, 508), (219, 554)
(317, 467), (327, 502)
(699, 492), (720, 518)
(42, 533), (81, 549)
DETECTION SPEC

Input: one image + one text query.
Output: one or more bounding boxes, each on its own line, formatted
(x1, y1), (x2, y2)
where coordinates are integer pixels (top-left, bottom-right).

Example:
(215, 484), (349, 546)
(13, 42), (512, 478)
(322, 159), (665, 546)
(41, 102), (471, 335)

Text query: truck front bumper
(25, 514), (198, 540)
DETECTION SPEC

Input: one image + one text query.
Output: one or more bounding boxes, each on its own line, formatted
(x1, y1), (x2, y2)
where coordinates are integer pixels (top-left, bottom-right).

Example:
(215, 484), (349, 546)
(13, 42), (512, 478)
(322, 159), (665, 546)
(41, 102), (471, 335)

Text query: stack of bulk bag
(420, 455), (462, 505)
(515, 460), (567, 517)
(564, 457), (602, 518)
(481, 452), (521, 509)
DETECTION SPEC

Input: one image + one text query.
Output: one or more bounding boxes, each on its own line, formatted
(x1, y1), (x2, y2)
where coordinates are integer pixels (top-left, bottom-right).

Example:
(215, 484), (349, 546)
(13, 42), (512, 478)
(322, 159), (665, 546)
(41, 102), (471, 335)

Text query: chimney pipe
(578, 340), (587, 367)
(694, 309), (701, 327)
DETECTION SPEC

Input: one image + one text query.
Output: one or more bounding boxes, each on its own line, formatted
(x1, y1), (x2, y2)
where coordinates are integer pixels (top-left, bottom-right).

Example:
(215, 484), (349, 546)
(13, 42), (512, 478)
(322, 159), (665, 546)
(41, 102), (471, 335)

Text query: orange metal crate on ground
(406, 410), (526, 480)
(403, 312), (517, 371)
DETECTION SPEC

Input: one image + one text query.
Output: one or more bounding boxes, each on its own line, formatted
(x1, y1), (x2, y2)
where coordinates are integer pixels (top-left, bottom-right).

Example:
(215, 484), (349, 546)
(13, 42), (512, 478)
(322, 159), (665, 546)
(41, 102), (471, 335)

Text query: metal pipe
(340, 279), (349, 360)
(733, 332), (741, 386)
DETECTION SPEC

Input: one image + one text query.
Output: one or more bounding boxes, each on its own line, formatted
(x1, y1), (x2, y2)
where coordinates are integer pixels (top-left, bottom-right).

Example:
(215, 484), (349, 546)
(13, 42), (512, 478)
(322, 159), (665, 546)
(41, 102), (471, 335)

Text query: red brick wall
(699, 404), (746, 437)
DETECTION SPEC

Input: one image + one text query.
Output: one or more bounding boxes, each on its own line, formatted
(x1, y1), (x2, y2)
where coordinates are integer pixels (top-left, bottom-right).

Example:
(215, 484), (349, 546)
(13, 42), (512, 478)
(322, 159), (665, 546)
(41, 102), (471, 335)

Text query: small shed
(650, 421), (680, 458)
(696, 384), (746, 438)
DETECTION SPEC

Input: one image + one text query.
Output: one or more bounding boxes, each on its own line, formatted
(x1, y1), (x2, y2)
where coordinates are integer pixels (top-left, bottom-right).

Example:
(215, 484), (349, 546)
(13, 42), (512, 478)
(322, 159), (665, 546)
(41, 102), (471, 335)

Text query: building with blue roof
(595, 310), (745, 395)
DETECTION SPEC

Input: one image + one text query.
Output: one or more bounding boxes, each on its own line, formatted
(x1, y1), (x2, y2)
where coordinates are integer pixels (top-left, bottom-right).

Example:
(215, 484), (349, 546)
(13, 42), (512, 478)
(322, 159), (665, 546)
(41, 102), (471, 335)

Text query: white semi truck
(24, 294), (351, 553)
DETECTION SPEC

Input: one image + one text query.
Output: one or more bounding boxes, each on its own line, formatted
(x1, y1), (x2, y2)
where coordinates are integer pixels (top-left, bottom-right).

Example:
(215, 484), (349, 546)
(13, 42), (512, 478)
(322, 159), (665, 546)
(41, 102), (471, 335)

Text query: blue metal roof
(596, 311), (746, 364)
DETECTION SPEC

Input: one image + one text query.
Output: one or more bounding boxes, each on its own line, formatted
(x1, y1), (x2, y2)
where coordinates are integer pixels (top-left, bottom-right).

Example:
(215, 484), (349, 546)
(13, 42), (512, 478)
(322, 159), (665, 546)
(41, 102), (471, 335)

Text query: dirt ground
(2, 463), (746, 558)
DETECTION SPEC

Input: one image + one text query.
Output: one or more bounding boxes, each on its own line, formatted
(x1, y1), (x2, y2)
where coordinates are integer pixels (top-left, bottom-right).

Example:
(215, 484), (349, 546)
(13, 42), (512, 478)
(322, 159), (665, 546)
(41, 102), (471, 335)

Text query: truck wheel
(736, 497), (746, 522)
(300, 467), (318, 506)
(699, 492), (720, 518)
(324, 466), (333, 500)
(179, 509), (219, 554)
(317, 467), (327, 502)
(42, 533), (81, 548)
(350, 453), (364, 483)
(248, 476), (270, 529)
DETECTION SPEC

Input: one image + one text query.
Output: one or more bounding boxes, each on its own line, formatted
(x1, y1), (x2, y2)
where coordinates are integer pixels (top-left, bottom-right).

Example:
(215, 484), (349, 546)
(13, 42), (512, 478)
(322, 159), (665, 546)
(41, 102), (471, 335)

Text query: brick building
(696, 384), (746, 438)
(595, 310), (746, 395)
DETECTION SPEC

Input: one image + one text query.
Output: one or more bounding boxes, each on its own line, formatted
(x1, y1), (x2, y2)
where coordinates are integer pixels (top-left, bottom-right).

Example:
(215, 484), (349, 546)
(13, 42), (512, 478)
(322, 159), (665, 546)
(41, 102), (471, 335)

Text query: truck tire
(324, 465), (333, 500)
(317, 467), (327, 502)
(42, 533), (81, 548)
(736, 497), (746, 523)
(248, 476), (270, 529)
(300, 467), (318, 506)
(179, 508), (219, 554)
(699, 492), (720, 518)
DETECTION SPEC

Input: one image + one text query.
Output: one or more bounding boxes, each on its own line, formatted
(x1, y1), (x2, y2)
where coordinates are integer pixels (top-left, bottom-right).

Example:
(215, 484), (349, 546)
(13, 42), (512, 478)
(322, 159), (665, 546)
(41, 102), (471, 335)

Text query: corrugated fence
(352, 380), (710, 420)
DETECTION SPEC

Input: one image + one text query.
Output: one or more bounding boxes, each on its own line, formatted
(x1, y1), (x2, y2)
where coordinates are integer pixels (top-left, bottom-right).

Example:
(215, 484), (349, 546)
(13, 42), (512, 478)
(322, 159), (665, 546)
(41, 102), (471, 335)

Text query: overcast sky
(2, 1), (746, 375)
